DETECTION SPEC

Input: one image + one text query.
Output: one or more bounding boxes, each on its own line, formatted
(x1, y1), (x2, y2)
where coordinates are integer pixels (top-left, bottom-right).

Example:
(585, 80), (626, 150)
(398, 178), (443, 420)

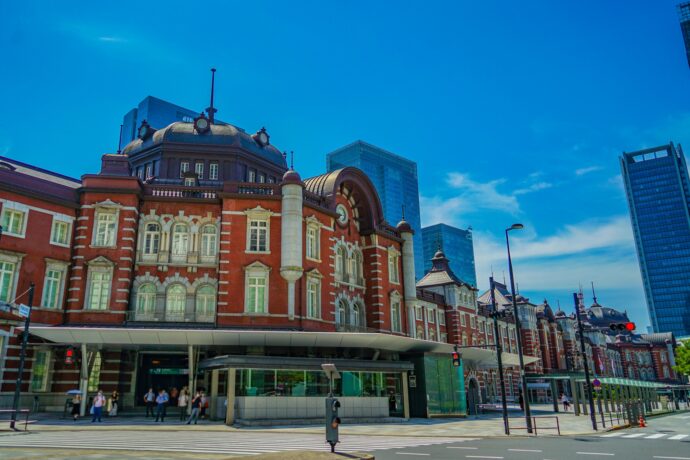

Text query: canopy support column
(402, 371), (410, 419)
(225, 369), (236, 426)
(79, 344), (88, 416)
(210, 369), (219, 420)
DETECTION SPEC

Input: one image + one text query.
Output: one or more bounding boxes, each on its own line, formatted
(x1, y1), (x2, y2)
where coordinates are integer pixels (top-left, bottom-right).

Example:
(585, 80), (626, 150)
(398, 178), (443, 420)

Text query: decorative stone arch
(351, 295), (366, 327)
(191, 273), (218, 291)
(161, 272), (193, 294)
(132, 272), (163, 292)
(334, 291), (351, 325)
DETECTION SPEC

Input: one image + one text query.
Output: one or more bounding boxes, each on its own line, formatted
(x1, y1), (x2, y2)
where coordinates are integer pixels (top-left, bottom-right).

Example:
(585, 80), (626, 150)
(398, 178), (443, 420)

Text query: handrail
(0, 409), (31, 431)
(531, 415), (560, 436)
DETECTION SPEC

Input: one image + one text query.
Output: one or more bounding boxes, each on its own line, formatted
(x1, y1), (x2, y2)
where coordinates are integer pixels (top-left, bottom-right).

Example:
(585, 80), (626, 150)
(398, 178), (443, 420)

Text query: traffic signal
(609, 322), (636, 332)
(326, 396), (341, 452)
(65, 347), (74, 365)
(451, 351), (461, 367)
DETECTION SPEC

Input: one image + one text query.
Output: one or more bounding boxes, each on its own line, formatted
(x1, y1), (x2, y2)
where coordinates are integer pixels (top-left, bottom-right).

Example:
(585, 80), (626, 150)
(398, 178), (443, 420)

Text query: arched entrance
(467, 378), (480, 415)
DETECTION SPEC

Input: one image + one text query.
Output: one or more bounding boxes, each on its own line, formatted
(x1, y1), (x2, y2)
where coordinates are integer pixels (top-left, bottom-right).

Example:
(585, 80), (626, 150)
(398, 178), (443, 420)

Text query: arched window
(166, 284), (186, 321)
(171, 223), (189, 257)
(143, 223), (160, 256)
(337, 299), (348, 325)
(195, 285), (216, 321)
(136, 283), (156, 318)
(390, 299), (401, 333)
(352, 303), (360, 327)
(335, 246), (347, 281)
(627, 365), (635, 379)
(352, 250), (363, 285)
(200, 225), (217, 258)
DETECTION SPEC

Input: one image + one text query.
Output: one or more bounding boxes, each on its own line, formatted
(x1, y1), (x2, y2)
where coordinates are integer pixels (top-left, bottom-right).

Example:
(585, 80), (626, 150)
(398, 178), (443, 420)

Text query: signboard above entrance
(149, 368), (189, 375)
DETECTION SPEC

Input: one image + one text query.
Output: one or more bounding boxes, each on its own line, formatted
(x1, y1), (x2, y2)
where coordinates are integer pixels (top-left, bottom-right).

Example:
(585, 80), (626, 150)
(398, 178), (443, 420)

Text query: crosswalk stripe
(645, 434), (666, 439)
(668, 434), (689, 440)
(622, 433), (646, 438)
(600, 432), (623, 437)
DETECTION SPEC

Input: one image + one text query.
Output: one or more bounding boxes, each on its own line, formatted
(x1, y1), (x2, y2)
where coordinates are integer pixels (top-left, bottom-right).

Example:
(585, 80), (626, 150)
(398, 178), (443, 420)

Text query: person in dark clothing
(186, 391), (202, 425)
(144, 388), (156, 417)
(518, 392), (524, 411)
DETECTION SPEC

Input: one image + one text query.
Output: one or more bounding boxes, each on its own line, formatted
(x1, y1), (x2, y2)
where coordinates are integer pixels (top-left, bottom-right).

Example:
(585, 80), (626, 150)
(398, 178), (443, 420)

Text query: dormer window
(195, 162), (204, 179)
(180, 161), (190, 178)
(184, 177), (196, 186)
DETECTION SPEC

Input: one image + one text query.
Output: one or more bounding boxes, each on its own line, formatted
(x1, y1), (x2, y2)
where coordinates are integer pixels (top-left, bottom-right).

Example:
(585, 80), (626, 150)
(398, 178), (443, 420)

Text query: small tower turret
(280, 167), (304, 320)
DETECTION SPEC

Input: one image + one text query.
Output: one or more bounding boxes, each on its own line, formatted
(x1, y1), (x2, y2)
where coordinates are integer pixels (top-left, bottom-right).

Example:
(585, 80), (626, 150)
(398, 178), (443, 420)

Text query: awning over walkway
(24, 325), (539, 367)
(575, 376), (676, 389)
(199, 354), (415, 372)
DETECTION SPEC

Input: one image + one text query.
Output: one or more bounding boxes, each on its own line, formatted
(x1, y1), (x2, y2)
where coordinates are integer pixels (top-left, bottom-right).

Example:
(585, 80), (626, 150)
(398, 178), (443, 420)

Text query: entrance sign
(592, 378), (601, 389)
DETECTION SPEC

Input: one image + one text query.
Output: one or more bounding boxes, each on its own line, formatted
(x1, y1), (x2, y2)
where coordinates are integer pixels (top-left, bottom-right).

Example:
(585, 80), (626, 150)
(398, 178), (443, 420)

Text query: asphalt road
(375, 412), (690, 460)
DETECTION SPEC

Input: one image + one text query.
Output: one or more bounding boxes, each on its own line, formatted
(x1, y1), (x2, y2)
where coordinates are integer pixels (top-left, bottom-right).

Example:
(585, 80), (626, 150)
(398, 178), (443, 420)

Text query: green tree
(673, 340), (690, 376)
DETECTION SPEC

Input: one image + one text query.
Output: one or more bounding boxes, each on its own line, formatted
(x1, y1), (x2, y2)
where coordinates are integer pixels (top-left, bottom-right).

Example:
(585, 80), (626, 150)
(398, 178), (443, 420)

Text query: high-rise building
(120, 96), (227, 147)
(327, 140), (424, 279)
(421, 223), (476, 287)
(620, 142), (690, 337)
(678, 2), (690, 68)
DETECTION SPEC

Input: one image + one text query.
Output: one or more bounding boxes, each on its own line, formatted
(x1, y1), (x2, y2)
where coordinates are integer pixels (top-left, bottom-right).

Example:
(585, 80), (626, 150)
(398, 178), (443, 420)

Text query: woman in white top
(178, 389), (189, 421)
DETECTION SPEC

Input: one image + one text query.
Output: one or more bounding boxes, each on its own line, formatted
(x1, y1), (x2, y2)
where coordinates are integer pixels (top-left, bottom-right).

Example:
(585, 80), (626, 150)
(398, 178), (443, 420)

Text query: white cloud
(514, 181), (552, 195)
(575, 165), (603, 176)
(98, 36), (127, 43)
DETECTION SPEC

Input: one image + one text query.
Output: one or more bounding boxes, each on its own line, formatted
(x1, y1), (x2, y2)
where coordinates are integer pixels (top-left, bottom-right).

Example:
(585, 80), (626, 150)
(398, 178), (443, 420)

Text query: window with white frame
(391, 299), (402, 332)
(337, 299), (348, 325)
(180, 161), (190, 178)
(146, 163), (152, 179)
(184, 177), (196, 186)
(136, 283), (156, 316)
(0, 260), (17, 303)
(415, 305), (422, 320)
(428, 309), (435, 324)
(245, 264), (269, 313)
(460, 313), (466, 326)
(209, 162), (219, 180)
(661, 352), (667, 363)
(50, 218), (71, 246)
(86, 264), (112, 310)
(143, 223), (160, 256)
(248, 220), (267, 252)
(441, 332), (448, 343)
(479, 320), (485, 333)
(305, 225), (320, 260)
(258, 173), (265, 183)
(0, 204), (27, 238)
(93, 210), (117, 247)
(438, 310), (445, 325)
(87, 351), (102, 392)
(388, 249), (400, 283)
(195, 162), (204, 179)
(351, 302), (362, 327)
(351, 250), (363, 285)
(196, 285), (216, 318)
(429, 328), (436, 341)
(41, 263), (66, 309)
(335, 245), (347, 281)
(306, 277), (320, 319)
(166, 284), (186, 320)
(30, 349), (51, 392)
(248, 169), (256, 182)
(200, 225), (217, 259)
(171, 223), (189, 257)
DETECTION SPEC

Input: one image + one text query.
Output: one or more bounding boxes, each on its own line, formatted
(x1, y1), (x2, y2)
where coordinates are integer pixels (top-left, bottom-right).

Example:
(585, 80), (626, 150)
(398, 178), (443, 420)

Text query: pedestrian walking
(144, 388), (155, 417)
(199, 391), (208, 419)
(186, 391), (202, 425)
(154, 389), (169, 422)
(170, 387), (179, 407)
(178, 388), (189, 421)
(71, 394), (81, 422)
(91, 390), (106, 423)
(109, 390), (119, 416)
(518, 392), (524, 411)
(560, 393), (570, 411)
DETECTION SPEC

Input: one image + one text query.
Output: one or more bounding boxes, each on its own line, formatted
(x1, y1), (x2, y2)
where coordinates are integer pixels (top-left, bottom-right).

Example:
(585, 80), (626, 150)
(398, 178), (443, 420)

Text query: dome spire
(206, 68), (217, 124)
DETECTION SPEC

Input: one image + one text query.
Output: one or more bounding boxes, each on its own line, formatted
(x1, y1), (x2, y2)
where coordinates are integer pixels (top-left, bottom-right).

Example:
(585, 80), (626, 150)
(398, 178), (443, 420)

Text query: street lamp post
(573, 292), (598, 431)
(505, 223), (533, 433)
(10, 282), (35, 430)
(489, 276), (510, 435)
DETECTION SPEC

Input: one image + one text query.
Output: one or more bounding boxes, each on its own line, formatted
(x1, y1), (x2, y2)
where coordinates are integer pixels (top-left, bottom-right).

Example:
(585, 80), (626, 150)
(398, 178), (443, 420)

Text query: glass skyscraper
(421, 223), (477, 287)
(327, 141), (424, 280)
(678, 2), (690, 68)
(621, 142), (690, 337)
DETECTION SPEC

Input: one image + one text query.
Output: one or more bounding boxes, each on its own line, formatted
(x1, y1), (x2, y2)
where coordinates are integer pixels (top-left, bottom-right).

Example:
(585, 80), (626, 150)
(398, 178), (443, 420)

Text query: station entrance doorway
(135, 353), (190, 406)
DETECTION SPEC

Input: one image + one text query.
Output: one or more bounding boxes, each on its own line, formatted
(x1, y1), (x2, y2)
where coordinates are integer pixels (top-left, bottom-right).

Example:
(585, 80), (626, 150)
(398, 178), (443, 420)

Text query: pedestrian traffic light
(451, 351), (461, 367)
(609, 322), (636, 332)
(65, 347), (74, 365)
(325, 396), (341, 452)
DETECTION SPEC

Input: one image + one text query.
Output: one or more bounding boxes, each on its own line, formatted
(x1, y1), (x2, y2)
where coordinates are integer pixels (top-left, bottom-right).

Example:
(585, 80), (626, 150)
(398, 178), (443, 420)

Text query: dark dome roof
(396, 219), (413, 233)
(281, 169), (303, 185)
(122, 122), (287, 168)
(433, 249), (446, 260)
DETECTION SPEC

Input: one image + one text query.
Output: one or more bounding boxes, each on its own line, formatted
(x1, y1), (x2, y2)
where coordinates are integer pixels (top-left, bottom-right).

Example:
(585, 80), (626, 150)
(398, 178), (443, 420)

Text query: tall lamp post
(573, 292), (598, 431)
(489, 276), (510, 435)
(505, 223), (532, 433)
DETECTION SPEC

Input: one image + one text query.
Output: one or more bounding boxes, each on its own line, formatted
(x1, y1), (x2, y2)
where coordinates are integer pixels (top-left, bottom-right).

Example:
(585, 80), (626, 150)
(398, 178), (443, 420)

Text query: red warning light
(625, 322), (636, 332)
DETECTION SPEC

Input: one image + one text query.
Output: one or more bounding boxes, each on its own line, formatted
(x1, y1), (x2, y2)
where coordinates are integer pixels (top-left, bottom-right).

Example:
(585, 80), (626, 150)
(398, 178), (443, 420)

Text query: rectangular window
(391, 301), (401, 332)
(94, 212), (116, 247)
(50, 219), (70, 246)
(41, 268), (63, 308)
(1, 209), (26, 237)
(146, 163), (152, 178)
(180, 161), (190, 178)
(441, 332), (448, 343)
(661, 352), (667, 363)
(195, 162), (204, 179)
(479, 321), (485, 333)
(415, 305), (422, 320)
(460, 313), (466, 326)
(246, 276), (267, 313)
(248, 220), (268, 252)
(267, 176), (276, 184)
(209, 162), (219, 180)
(258, 173), (265, 183)
(87, 270), (111, 310)
(306, 226), (319, 260)
(388, 252), (399, 283)
(438, 311), (445, 325)
(31, 350), (51, 392)
(0, 261), (16, 303)
(307, 279), (320, 319)
(248, 169), (256, 182)
(428, 309), (435, 324)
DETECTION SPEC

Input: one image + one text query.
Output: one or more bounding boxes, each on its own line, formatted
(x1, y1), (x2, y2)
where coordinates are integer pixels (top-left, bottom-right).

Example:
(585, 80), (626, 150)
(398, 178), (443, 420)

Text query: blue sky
(2, 1), (689, 330)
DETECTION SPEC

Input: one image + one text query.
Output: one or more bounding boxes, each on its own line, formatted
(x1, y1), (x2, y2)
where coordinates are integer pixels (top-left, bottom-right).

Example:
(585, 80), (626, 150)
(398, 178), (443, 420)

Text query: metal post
(490, 276), (510, 435)
(573, 292), (597, 431)
(505, 228), (532, 433)
(10, 283), (34, 430)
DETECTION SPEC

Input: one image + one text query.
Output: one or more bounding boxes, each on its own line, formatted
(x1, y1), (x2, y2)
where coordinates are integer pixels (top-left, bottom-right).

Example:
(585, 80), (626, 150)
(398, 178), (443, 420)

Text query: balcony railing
(126, 310), (215, 324)
(223, 183), (280, 196)
(144, 185), (219, 199)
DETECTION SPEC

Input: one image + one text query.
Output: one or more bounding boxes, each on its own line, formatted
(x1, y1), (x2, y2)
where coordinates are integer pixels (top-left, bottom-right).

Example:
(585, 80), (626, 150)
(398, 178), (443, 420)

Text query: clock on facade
(336, 204), (348, 225)
(138, 121), (152, 140)
(254, 127), (270, 147)
(194, 114), (210, 134)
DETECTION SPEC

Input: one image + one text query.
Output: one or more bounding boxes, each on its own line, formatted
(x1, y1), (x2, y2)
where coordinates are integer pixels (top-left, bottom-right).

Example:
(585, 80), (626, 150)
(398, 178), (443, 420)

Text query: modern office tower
(120, 96), (227, 146)
(620, 142), (690, 337)
(678, 2), (690, 68)
(422, 223), (477, 287)
(327, 140), (424, 280)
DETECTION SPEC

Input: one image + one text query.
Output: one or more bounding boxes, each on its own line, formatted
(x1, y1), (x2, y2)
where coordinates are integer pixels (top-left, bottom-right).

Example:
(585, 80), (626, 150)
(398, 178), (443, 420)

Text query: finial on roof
(206, 68), (217, 124)
(401, 204), (406, 220)
(290, 151), (294, 170)
(591, 281), (598, 304)
(117, 124), (123, 154)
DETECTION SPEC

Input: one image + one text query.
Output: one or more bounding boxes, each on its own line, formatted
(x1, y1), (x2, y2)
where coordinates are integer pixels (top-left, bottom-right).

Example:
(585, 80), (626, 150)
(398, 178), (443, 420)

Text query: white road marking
(465, 457), (504, 459)
(668, 434), (689, 440)
(645, 434), (666, 439)
(653, 457), (690, 460)
(508, 449), (543, 452)
(448, 446), (479, 449)
(396, 454), (430, 457)
(621, 433), (645, 438)
(600, 432), (623, 437)
(576, 453), (615, 456)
